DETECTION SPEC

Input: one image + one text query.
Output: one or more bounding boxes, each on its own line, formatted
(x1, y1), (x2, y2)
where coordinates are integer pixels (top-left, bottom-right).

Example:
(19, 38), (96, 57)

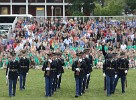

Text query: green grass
(0, 69), (136, 100)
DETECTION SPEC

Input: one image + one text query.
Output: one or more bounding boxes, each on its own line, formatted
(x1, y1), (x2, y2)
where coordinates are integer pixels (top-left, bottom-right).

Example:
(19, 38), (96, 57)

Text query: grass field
(0, 69), (136, 100)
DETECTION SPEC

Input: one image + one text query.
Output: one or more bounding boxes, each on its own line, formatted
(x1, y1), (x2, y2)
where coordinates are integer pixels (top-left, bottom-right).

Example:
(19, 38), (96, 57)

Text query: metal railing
(16, 16), (136, 23)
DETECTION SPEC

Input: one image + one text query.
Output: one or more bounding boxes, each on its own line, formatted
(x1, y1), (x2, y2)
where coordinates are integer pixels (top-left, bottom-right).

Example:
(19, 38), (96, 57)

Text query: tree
(125, 0), (136, 14)
(94, 0), (125, 16)
(67, 0), (96, 16)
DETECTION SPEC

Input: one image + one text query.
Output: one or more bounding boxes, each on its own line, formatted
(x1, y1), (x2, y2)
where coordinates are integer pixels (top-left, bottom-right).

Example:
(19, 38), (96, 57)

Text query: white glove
(86, 55), (89, 58)
(27, 73), (28, 75)
(103, 73), (106, 77)
(115, 74), (117, 78)
(79, 59), (82, 62)
(57, 74), (60, 79)
(48, 59), (52, 63)
(86, 74), (90, 78)
(46, 68), (50, 71)
(6, 75), (8, 79)
(76, 68), (80, 72)
(18, 76), (20, 80)
(125, 70), (127, 74)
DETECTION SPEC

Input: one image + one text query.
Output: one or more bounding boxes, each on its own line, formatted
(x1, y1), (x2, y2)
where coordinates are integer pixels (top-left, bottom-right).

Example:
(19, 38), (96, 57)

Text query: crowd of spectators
(0, 17), (136, 69)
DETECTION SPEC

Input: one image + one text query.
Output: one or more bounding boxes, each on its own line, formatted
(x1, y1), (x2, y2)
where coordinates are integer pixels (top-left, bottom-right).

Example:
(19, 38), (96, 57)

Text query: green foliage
(67, 0), (96, 16)
(125, 0), (136, 12)
(0, 69), (136, 100)
(71, 11), (84, 16)
(94, 0), (125, 16)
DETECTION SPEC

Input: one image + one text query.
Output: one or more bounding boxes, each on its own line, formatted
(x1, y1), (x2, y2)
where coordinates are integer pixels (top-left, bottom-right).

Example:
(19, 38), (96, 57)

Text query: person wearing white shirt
(64, 37), (71, 45)
(120, 43), (126, 50)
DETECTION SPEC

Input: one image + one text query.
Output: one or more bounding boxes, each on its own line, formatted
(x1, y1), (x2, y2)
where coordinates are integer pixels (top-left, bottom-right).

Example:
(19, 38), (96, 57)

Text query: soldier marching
(72, 49), (93, 98)
(5, 48), (130, 98)
(6, 52), (20, 97)
(42, 52), (65, 97)
(19, 50), (30, 90)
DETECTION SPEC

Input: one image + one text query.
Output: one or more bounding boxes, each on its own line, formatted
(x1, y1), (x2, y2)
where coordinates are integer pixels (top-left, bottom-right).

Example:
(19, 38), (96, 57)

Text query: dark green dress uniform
(72, 53), (87, 98)
(19, 57), (30, 90)
(57, 56), (65, 89)
(103, 54), (116, 96)
(113, 53), (129, 93)
(6, 55), (20, 97)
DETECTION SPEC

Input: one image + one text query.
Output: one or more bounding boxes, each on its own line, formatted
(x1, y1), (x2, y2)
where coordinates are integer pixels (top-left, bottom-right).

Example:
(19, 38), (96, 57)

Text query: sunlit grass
(0, 69), (136, 100)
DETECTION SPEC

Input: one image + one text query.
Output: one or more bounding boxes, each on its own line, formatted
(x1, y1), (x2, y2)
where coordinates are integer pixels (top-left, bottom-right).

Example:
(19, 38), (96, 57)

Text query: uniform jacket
(6, 60), (20, 80)
(19, 57), (30, 75)
(72, 60), (87, 78)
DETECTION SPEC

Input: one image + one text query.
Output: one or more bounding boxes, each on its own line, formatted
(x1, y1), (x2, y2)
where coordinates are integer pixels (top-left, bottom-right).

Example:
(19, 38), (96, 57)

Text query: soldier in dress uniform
(82, 52), (88, 94)
(113, 52), (129, 93)
(102, 43), (113, 91)
(42, 53), (55, 97)
(6, 52), (20, 97)
(51, 54), (58, 94)
(56, 53), (65, 89)
(84, 49), (93, 89)
(103, 53), (116, 96)
(72, 52), (87, 98)
(19, 50), (30, 90)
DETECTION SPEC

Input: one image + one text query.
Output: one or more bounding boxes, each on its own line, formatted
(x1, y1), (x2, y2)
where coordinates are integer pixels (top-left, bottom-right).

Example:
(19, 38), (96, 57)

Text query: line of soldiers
(6, 51), (30, 97)
(42, 52), (64, 97)
(5, 48), (129, 97)
(102, 48), (129, 96)
(72, 49), (93, 98)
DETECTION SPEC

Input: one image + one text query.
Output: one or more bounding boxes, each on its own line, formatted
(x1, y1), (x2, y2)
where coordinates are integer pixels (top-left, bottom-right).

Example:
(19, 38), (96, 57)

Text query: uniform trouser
(45, 76), (53, 96)
(75, 77), (83, 96)
(9, 79), (17, 96)
(82, 75), (87, 92)
(106, 75), (114, 96)
(20, 73), (26, 90)
(86, 74), (90, 89)
(52, 76), (57, 93)
(114, 75), (126, 93)
(57, 74), (62, 88)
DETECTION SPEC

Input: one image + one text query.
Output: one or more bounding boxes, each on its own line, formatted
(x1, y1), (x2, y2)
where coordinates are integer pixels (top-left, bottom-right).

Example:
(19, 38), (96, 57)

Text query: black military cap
(108, 47), (113, 51)
(112, 53), (117, 57)
(76, 52), (83, 56)
(47, 53), (52, 56)
(21, 50), (26, 54)
(56, 52), (62, 56)
(10, 52), (16, 57)
(120, 52), (125, 56)
(108, 54), (113, 58)
(84, 48), (90, 53)
(105, 54), (112, 59)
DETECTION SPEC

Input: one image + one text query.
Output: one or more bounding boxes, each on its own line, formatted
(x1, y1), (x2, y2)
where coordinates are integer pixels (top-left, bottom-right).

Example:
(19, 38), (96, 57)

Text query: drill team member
(113, 52), (129, 93)
(57, 53), (64, 89)
(19, 51), (30, 90)
(72, 52), (87, 98)
(103, 54), (116, 96)
(6, 52), (20, 97)
(84, 49), (93, 89)
(42, 53), (53, 97)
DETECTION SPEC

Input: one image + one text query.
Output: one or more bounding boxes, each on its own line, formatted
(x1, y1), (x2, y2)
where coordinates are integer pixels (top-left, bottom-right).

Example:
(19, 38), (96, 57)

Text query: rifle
(76, 61), (81, 76)
(46, 62), (51, 76)
(6, 67), (9, 86)
(104, 77), (106, 90)
(126, 76), (127, 88)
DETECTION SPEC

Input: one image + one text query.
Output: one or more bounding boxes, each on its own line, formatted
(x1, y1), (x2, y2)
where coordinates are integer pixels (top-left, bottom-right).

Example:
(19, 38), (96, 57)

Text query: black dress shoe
(22, 87), (25, 90)
(9, 95), (12, 97)
(75, 95), (79, 98)
(111, 91), (114, 94)
(122, 91), (125, 94)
